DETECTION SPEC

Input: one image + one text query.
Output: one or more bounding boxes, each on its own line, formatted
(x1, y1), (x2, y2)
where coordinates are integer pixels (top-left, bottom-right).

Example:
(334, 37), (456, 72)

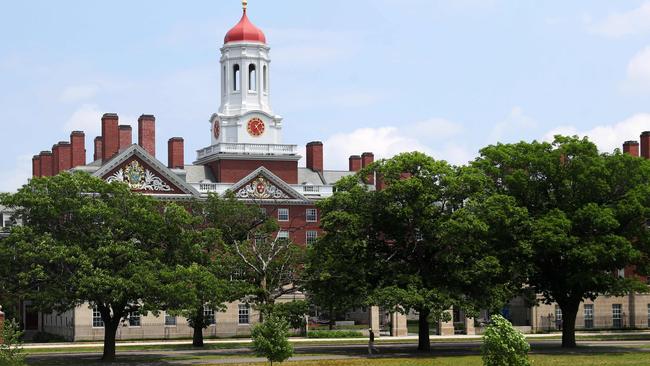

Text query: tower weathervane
(242, 0), (248, 11)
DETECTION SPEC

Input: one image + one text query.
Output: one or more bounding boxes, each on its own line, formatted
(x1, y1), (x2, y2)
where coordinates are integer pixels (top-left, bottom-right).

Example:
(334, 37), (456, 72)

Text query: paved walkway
(21, 330), (650, 350)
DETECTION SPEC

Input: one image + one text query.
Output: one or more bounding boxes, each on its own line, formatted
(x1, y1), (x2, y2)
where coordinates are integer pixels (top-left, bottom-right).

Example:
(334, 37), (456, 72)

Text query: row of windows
(276, 230), (318, 245)
(226, 64), (268, 93)
(276, 208), (317, 222)
(555, 303), (627, 329)
(92, 305), (250, 328)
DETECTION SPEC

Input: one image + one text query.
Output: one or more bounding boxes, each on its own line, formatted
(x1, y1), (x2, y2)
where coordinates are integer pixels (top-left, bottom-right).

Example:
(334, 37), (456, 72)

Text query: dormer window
(248, 64), (257, 91)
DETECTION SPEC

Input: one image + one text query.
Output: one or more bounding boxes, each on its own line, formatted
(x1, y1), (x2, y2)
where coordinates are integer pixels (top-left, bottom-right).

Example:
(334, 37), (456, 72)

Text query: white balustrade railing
(197, 143), (299, 159)
(192, 182), (334, 198)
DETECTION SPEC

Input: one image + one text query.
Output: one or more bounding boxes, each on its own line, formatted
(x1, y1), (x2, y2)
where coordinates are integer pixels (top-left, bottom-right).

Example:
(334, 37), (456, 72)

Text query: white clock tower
(209, 0), (283, 146)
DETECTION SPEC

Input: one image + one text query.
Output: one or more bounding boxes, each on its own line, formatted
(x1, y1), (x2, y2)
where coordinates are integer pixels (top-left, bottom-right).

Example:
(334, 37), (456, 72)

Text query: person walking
(368, 328), (379, 355)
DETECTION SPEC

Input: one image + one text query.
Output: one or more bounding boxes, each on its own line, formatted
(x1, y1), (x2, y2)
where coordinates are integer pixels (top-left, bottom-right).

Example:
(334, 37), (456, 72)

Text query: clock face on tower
(247, 117), (265, 137)
(212, 119), (220, 139)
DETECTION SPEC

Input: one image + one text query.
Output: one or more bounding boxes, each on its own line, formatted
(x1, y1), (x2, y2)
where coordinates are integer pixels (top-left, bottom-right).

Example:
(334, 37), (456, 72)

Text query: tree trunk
(102, 321), (118, 361)
(329, 305), (334, 331)
(560, 301), (579, 348)
(417, 308), (431, 352)
(193, 325), (204, 347)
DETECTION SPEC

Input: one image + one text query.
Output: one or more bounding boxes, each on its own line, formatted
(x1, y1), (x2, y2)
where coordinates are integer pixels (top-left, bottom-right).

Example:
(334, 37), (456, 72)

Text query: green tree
(481, 314), (530, 366)
(0, 318), (26, 366)
(156, 202), (252, 347)
(204, 193), (305, 318)
(251, 314), (294, 365)
(474, 136), (650, 347)
(260, 300), (310, 334)
(0, 172), (173, 361)
(319, 152), (531, 351)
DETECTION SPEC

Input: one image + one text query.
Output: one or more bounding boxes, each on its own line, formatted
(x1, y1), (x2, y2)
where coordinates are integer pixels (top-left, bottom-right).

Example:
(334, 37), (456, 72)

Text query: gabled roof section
(92, 144), (200, 198)
(229, 166), (309, 202)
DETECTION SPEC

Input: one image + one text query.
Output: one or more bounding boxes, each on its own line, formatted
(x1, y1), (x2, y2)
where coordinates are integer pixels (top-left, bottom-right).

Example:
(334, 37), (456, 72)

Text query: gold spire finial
(242, 0), (248, 11)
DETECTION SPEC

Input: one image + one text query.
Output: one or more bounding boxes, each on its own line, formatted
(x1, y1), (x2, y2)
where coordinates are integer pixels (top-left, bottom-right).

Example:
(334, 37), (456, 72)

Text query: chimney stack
(101, 113), (119, 161)
(70, 131), (86, 168)
(118, 125), (132, 151)
(138, 114), (156, 157)
(306, 141), (323, 172)
(57, 141), (72, 172)
(361, 152), (374, 184)
(39, 151), (53, 177)
(641, 131), (650, 159)
(32, 155), (41, 178)
(94, 137), (103, 162)
(51, 143), (61, 175)
(623, 141), (640, 157)
(349, 155), (362, 172)
(168, 137), (185, 169)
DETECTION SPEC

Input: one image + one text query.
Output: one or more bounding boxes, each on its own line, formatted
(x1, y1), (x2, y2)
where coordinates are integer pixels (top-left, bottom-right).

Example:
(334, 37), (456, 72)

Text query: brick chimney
(39, 151), (53, 177)
(51, 143), (60, 175)
(361, 152), (374, 184)
(306, 141), (323, 172)
(102, 113), (119, 161)
(623, 141), (640, 157)
(93, 137), (103, 162)
(32, 155), (41, 178)
(641, 131), (650, 159)
(168, 137), (185, 169)
(349, 155), (362, 172)
(118, 125), (132, 151)
(57, 142), (72, 172)
(138, 114), (156, 157)
(70, 131), (86, 168)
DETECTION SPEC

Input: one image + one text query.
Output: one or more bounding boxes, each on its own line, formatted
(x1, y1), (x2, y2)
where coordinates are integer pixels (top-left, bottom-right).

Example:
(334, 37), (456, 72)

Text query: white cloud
(588, 2), (650, 38)
(59, 84), (99, 103)
(488, 106), (537, 143)
(62, 104), (105, 137)
(0, 154), (32, 193)
(623, 46), (650, 92)
(543, 113), (650, 153)
(319, 118), (473, 170)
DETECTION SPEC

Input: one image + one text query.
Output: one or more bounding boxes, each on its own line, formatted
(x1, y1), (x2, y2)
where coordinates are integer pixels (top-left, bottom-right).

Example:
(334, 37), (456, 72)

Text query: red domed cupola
(224, 1), (266, 44)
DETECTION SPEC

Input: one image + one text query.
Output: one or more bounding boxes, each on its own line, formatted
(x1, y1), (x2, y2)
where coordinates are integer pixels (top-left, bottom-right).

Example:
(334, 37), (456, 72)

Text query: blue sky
(1, 0), (650, 191)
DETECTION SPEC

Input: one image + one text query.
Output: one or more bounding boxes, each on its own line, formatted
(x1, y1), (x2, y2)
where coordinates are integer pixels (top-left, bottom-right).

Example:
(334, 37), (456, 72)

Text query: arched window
(233, 64), (240, 91)
(248, 64), (257, 91)
(263, 65), (268, 93)
(222, 66), (226, 94)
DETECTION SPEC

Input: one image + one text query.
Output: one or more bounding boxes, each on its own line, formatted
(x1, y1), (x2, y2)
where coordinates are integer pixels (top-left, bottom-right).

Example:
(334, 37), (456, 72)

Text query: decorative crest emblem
(106, 160), (172, 192)
(235, 176), (289, 199)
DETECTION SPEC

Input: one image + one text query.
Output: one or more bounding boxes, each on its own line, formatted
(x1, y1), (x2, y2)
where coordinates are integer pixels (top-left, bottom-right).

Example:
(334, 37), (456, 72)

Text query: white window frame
(277, 230), (289, 240)
(92, 307), (104, 328)
(164, 312), (177, 327)
(612, 304), (622, 328)
(204, 306), (216, 326)
(277, 208), (289, 222)
(128, 311), (141, 327)
(584, 304), (593, 329)
(306, 208), (317, 222)
(306, 230), (318, 245)
(238, 304), (250, 325)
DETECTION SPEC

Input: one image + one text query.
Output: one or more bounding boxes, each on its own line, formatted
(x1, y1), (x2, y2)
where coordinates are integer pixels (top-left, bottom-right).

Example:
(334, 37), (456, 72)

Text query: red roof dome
(224, 10), (266, 44)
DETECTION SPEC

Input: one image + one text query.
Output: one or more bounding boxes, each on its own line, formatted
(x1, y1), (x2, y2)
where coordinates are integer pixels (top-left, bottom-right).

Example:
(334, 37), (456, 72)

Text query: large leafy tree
(319, 152), (531, 351)
(474, 136), (650, 347)
(0, 172), (173, 361)
(203, 193), (305, 319)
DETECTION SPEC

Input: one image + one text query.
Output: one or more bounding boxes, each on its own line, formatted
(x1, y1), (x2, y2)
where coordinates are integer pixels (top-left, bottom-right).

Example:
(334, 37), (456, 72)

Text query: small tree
(0, 318), (26, 366)
(481, 315), (530, 366)
(251, 315), (294, 365)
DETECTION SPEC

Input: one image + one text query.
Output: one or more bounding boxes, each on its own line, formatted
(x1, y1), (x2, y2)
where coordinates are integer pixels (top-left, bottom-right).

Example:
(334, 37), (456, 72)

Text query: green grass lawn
(212, 353), (650, 366)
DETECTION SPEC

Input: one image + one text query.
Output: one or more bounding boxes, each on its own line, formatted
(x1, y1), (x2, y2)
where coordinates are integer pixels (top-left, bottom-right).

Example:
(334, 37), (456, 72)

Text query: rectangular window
(306, 208), (317, 222)
(584, 304), (593, 329)
(278, 208), (289, 222)
(204, 306), (216, 326)
(165, 312), (177, 327)
(238, 304), (250, 324)
(613, 304), (622, 328)
(306, 230), (318, 245)
(554, 305), (562, 330)
(92, 307), (104, 328)
(617, 268), (625, 278)
(277, 230), (289, 240)
(128, 311), (141, 327)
